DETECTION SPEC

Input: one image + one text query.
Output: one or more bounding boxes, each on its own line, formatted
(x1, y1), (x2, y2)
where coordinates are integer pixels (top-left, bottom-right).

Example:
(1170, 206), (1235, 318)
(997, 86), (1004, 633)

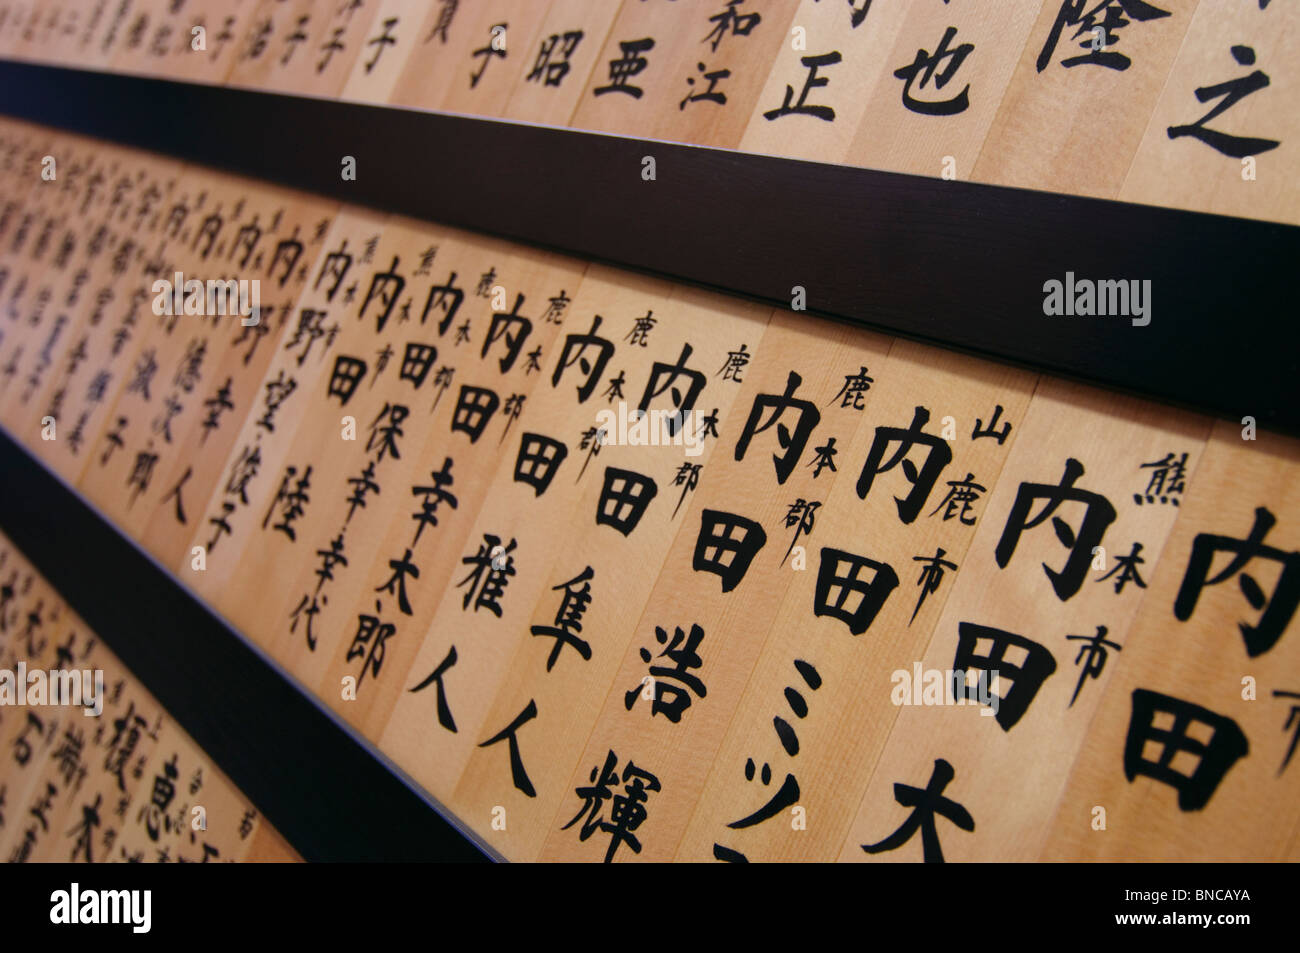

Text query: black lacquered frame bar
(0, 58), (1295, 863)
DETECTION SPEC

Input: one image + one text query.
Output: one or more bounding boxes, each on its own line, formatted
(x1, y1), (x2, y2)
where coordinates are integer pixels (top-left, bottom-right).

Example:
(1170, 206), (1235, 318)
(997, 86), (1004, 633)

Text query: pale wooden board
(434, 0), (556, 119)
(532, 308), (894, 861)
(4, 0), (1300, 221)
(737, 0), (913, 164)
(223, 0), (386, 98)
(843, 0), (1044, 181)
(134, 187), (340, 564)
(24, 156), (196, 486)
(568, 0), (714, 138)
(676, 337), (1038, 861)
(261, 227), (584, 705)
(74, 166), (257, 518)
(1042, 418), (1300, 861)
(837, 377), (1213, 861)
(9, 151), (187, 468)
(388, 0), (515, 111)
(973, 0), (1201, 200)
(497, 0), (621, 128)
(437, 282), (773, 860)
(294, 225), (568, 741)
(0, 127), (96, 438)
(172, 205), (391, 637)
(0, 559), (70, 861)
(337, 0), (437, 106)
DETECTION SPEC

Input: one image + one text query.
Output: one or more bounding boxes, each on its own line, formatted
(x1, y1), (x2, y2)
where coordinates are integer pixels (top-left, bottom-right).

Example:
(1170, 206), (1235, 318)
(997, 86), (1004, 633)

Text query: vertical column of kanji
(231, 0), (389, 97)
(84, 0), (153, 72)
(53, 2), (99, 64)
(0, 124), (73, 436)
(0, 530), (32, 845)
(0, 137), (157, 465)
(309, 240), (596, 791)
(8, 144), (179, 469)
(130, 724), (273, 864)
(404, 279), (771, 858)
(0, 0), (72, 65)
(649, 0), (803, 149)
(73, 167), (250, 520)
(736, 0), (910, 162)
(387, 0), (522, 112)
(0, 536), (55, 860)
(0, 124), (72, 430)
(173, 207), (388, 642)
(530, 310), (885, 862)
(54, 648), (171, 865)
(974, 0), (1200, 199)
(0, 6), (19, 60)
(94, 172), (327, 537)
(0, 531), (280, 864)
(1042, 419), (1300, 860)
(238, 219), (477, 680)
(305, 232), (584, 740)
(161, 0), (265, 85)
(842, 1), (1044, 182)
(218, 0), (318, 91)
(106, 678), (172, 866)
(135, 186), (339, 564)
(7, 0), (108, 73)
(497, 0), (620, 127)
(101, 0), (175, 76)
(25, 633), (152, 864)
(1120, 0), (1298, 223)
(0, 3), (28, 60)
(0, 562), (78, 862)
(335, 0), (433, 105)
(675, 339), (1037, 862)
(33, 154), (191, 486)
(836, 379), (1212, 862)
(265, 225), (579, 699)
(566, 0), (713, 138)
(109, 715), (234, 863)
(433, 1), (557, 118)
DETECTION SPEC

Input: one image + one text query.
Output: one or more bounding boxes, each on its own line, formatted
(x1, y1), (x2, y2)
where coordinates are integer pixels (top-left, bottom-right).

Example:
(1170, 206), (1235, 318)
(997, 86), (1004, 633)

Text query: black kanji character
(735, 370), (821, 485)
(814, 547), (898, 635)
(994, 458), (1116, 602)
(861, 759), (974, 863)
(478, 700), (538, 797)
(694, 510), (766, 592)
(856, 406), (953, 524)
(953, 622), (1057, 730)
(1123, 689), (1248, 811)
(515, 433), (568, 497)
(596, 467), (659, 536)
